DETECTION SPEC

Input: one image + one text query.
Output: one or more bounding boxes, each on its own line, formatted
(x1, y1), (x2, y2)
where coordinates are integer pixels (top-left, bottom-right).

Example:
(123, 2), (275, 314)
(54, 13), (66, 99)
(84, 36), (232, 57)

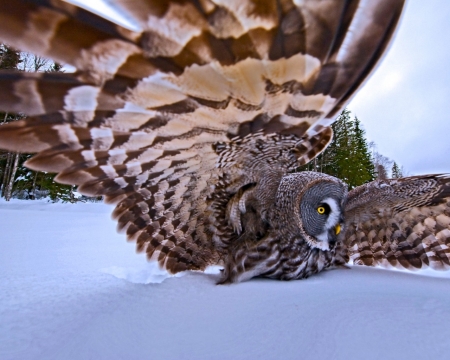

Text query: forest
(0, 44), (405, 202)
(299, 108), (405, 189)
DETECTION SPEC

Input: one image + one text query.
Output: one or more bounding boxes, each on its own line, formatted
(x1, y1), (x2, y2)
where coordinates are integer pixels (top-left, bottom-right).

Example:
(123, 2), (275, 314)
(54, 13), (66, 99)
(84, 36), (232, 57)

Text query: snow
(1, 200), (450, 360)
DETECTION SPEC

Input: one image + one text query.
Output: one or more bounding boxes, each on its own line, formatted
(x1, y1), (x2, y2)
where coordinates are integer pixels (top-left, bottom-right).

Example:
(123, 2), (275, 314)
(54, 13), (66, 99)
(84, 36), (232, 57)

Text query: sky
(68, 0), (450, 176)
(349, 1), (450, 175)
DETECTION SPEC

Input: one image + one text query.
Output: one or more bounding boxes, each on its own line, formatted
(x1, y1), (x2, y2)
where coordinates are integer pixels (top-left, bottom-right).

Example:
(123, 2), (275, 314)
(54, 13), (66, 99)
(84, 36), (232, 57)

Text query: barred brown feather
(0, 0), (407, 280)
(343, 175), (450, 271)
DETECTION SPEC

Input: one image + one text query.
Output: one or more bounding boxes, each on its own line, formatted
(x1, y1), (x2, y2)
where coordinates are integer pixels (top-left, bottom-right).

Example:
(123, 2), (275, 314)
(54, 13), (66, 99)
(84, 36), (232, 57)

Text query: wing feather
(343, 175), (450, 271)
(0, 0), (141, 82)
(0, 0), (405, 272)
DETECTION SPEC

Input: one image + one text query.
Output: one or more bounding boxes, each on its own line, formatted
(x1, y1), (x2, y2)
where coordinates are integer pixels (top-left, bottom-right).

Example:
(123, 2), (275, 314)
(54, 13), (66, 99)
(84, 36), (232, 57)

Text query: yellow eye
(317, 206), (326, 214)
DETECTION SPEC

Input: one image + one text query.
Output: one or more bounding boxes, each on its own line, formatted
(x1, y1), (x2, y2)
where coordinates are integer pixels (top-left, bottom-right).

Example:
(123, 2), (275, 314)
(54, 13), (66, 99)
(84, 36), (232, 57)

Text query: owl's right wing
(343, 175), (450, 271)
(0, 0), (404, 273)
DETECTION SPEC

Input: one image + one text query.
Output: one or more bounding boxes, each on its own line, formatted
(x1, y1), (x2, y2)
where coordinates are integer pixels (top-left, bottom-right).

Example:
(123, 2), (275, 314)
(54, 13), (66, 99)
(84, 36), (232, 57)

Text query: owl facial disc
(314, 198), (343, 248)
(299, 179), (346, 251)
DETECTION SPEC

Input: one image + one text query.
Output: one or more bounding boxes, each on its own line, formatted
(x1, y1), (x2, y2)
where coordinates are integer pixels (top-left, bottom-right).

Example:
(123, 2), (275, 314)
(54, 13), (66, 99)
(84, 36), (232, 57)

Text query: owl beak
(335, 224), (341, 235)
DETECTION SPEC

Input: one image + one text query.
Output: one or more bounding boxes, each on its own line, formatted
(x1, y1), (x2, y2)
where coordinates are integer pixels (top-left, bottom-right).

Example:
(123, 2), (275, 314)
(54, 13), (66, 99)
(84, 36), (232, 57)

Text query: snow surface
(1, 200), (450, 360)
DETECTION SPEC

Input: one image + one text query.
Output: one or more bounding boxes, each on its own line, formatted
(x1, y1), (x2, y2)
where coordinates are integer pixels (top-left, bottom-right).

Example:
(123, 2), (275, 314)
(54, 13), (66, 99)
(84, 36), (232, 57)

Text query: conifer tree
(392, 162), (402, 178)
(0, 44), (21, 70)
(333, 108), (354, 184)
(350, 116), (375, 186)
(298, 109), (376, 189)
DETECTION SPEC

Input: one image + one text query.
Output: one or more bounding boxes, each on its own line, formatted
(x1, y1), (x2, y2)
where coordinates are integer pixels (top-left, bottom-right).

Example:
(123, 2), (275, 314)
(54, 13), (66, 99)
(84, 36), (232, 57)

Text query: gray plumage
(2, 0), (447, 284)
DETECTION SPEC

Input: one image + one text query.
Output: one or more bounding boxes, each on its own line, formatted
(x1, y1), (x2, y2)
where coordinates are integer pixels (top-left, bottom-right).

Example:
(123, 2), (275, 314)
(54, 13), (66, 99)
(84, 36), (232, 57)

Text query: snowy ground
(1, 200), (450, 360)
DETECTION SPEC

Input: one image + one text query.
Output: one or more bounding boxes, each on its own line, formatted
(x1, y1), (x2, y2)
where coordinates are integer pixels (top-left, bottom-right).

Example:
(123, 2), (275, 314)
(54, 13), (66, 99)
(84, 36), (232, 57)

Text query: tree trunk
(1, 152), (12, 197)
(4, 152), (19, 201)
(30, 171), (38, 200)
(1, 112), (12, 197)
(70, 186), (75, 203)
(0, 155), (4, 192)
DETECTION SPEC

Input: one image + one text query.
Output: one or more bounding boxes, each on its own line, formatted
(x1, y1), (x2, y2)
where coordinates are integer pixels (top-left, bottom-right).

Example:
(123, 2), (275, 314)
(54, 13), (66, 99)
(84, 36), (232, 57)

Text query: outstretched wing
(0, 0), (404, 272)
(343, 175), (450, 271)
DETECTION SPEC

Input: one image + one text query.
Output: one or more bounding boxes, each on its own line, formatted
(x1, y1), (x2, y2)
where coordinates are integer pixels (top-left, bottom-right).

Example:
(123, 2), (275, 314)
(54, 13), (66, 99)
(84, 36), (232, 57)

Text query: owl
(0, 0), (448, 284)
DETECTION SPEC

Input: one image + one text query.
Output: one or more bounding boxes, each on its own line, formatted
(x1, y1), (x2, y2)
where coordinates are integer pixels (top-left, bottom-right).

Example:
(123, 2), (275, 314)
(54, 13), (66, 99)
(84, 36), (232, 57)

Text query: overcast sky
(69, 0), (450, 176)
(349, 1), (450, 175)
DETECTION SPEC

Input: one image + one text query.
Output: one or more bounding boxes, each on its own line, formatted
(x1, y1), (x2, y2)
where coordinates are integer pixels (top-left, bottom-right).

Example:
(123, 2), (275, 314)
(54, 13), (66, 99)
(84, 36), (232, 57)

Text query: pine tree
(0, 44), (21, 70)
(298, 109), (376, 189)
(392, 162), (402, 178)
(312, 108), (353, 179)
(334, 108), (354, 184)
(350, 116), (375, 187)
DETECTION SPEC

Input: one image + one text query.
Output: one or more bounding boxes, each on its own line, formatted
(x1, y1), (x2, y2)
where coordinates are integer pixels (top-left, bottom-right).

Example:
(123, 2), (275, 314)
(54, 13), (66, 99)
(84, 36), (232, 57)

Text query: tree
(392, 162), (403, 178)
(0, 45), (84, 202)
(376, 164), (388, 180)
(370, 144), (393, 180)
(351, 116), (376, 185)
(0, 44), (22, 200)
(0, 44), (21, 70)
(300, 109), (376, 189)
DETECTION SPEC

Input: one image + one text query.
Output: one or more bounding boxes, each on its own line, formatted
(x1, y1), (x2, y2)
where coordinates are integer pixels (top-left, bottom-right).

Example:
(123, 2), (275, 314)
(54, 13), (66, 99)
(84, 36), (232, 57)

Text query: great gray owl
(0, 0), (449, 284)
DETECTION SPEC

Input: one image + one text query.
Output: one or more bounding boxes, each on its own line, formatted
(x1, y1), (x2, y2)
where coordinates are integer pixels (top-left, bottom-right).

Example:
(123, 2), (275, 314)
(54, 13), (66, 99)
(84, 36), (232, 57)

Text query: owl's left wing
(0, 0), (404, 272)
(343, 175), (450, 271)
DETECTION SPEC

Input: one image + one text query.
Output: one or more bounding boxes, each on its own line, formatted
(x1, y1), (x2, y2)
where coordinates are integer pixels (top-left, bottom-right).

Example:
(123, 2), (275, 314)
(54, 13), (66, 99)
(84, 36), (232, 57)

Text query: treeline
(300, 108), (405, 189)
(0, 44), (100, 202)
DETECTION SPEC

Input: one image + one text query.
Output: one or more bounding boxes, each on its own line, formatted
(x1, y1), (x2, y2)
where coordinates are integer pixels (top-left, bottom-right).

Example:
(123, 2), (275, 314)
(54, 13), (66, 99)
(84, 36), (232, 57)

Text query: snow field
(1, 200), (450, 360)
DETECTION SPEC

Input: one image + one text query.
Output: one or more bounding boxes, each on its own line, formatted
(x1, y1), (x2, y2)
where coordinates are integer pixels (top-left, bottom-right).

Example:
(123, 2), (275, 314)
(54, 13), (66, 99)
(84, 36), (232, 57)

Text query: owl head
(275, 172), (348, 251)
